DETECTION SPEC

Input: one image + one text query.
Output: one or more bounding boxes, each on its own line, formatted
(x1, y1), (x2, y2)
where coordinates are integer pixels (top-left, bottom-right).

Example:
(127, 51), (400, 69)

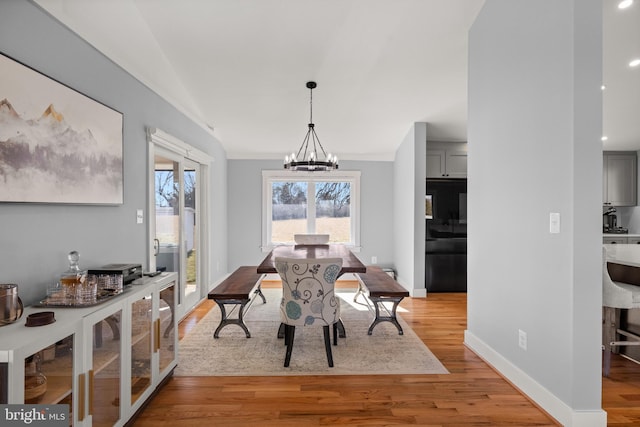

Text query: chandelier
(284, 81), (338, 171)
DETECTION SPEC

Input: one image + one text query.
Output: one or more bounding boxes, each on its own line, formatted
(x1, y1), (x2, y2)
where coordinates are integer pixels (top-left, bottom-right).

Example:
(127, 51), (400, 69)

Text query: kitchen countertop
(604, 244), (640, 267)
(603, 233), (640, 238)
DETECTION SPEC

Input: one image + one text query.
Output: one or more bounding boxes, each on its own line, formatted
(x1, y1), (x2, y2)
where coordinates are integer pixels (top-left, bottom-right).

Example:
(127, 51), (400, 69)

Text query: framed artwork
(0, 52), (123, 204)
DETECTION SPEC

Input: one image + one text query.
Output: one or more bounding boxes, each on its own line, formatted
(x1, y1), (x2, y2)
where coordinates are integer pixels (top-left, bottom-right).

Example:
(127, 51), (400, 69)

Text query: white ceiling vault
(34, 0), (639, 160)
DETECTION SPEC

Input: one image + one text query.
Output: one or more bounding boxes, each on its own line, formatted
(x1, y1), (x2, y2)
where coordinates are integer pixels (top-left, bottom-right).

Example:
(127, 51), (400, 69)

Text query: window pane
(154, 159), (181, 280)
(271, 181), (308, 243)
(184, 167), (197, 298)
(315, 182), (351, 243)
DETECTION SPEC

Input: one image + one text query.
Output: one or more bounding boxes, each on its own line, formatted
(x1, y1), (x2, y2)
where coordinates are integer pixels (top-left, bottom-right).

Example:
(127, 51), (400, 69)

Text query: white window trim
(261, 170), (361, 252)
(147, 127), (212, 164)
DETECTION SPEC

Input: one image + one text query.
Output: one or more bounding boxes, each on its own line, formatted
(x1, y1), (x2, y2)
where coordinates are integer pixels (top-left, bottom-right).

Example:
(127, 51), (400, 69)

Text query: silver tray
(36, 289), (123, 308)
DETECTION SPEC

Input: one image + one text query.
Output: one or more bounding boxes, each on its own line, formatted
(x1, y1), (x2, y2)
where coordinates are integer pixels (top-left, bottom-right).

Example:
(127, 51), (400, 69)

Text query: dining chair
(274, 256), (342, 367)
(293, 234), (330, 245)
(602, 246), (640, 376)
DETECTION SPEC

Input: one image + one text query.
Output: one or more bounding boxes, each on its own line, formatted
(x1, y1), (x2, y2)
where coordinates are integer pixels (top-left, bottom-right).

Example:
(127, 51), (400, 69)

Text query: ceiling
(33, 0), (639, 159)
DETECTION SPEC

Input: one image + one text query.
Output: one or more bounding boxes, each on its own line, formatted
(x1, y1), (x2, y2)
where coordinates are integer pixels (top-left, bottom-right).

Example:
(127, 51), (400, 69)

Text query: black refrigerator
(425, 179), (467, 292)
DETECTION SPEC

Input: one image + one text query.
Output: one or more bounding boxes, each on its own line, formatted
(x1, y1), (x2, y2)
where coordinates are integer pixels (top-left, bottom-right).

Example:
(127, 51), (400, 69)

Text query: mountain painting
(0, 53), (123, 204)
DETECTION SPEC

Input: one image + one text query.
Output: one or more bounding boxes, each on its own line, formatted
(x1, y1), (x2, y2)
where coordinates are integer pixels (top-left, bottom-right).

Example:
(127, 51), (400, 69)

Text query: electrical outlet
(518, 329), (527, 350)
(371, 256), (377, 264)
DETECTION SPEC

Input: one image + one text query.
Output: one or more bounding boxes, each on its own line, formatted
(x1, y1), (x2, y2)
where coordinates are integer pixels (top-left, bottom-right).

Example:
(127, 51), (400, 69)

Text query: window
(262, 170), (360, 250)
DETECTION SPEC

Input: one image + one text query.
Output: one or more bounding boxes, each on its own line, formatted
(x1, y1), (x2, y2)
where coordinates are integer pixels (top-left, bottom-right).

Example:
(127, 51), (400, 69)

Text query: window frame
(262, 170), (361, 252)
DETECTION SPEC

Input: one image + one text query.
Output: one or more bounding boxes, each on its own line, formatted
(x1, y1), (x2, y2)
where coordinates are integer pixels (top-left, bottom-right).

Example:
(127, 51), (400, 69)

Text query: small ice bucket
(0, 284), (24, 326)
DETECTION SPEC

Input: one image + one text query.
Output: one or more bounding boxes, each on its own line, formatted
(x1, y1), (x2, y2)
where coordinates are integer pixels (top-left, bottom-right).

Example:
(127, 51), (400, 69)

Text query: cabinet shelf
(31, 374), (72, 405)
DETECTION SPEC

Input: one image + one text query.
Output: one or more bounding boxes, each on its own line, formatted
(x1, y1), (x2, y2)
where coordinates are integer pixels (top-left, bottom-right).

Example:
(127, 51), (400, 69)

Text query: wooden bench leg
(368, 296), (404, 335)
(213, 299), (251, 338)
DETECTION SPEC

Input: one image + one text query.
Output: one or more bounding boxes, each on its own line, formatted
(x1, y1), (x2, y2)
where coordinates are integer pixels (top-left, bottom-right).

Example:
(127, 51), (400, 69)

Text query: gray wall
(0, 0), (228, 305)
(393, 123), (426, 295)
(227, 159), (395, 272)
(466, 0), (604, 424)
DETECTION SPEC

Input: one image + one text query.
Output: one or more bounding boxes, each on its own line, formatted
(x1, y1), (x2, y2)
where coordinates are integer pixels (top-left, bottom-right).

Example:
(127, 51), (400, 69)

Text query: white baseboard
(464, 330), (607, 427)
(412, 288), (427, 297)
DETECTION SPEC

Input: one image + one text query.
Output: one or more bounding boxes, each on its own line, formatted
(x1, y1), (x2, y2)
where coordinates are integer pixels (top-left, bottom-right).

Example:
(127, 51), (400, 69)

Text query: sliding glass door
(152, 148), (202, 318)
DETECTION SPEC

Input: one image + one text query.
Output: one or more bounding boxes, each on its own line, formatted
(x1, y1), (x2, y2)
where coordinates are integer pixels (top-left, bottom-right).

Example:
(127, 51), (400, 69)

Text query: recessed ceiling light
(619, 0), (633, 9)
(602, 136), (609, 141)
(630, 58), (640, 67)
(601, 85), (606, 90)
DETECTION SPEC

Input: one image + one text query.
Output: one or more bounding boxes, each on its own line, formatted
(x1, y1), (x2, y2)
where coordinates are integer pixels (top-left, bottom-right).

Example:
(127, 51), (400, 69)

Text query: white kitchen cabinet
(603, 152), (637, 206)
(0, 272), (177, 426)
(427, 150), (467, 178)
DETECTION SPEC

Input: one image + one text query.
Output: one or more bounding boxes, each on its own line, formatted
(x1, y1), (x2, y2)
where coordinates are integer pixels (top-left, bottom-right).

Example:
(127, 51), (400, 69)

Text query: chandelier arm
(297, 128), (312, 161)
(310, 126), (328, 158)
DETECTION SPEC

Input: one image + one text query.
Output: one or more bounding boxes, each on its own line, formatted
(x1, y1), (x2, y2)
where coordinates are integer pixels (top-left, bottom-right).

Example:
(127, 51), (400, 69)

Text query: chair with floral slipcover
(274, 257), (342, 367)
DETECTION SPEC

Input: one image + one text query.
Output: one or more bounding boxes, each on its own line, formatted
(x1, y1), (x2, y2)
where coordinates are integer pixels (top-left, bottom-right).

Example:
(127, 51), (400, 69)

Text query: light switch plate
(549, 212), (560, 234)
(136, 209), (144, 224)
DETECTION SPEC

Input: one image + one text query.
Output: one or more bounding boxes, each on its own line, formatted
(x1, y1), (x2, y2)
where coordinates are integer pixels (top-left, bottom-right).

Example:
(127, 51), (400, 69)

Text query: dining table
(257, 243), (366, 338)
(257, 243), (367, 276)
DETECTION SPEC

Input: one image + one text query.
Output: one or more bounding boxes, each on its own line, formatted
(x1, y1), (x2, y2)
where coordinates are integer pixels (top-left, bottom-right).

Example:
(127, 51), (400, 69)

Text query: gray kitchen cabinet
(427, 150), (467, 178)
(603, 152), (637, 206)
(628, 238), (640, 245)
(604, 237), (629, 244)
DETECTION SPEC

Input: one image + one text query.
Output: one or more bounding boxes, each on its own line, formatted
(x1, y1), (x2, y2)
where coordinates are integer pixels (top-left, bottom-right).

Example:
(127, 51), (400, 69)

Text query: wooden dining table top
(257, 244), (366, 275)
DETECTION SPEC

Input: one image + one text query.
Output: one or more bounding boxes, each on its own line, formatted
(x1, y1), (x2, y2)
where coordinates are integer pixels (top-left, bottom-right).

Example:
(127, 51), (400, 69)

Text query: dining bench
(207, 266), (266, 338)
(354, 266), (410, 335)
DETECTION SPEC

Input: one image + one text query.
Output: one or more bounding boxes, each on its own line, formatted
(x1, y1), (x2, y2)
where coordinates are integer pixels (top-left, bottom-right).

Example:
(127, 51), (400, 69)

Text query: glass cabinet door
(158, 281), (176, 374)
(89, 308), (122, 427)
(130, 294), (152, 405)
(24, 334), (75, 422)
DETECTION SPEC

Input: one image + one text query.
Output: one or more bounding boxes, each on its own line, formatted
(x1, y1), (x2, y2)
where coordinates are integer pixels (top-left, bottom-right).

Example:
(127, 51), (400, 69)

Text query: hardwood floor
(133, 281), (638, 426)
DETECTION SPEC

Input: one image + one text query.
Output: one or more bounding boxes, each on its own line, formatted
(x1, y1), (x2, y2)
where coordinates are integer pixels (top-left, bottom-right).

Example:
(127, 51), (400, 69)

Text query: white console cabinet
(0, 272), (177, 426)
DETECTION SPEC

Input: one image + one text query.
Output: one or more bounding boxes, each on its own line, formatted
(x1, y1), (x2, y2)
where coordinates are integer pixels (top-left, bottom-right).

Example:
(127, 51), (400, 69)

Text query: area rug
(174, 288), (448, 376)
